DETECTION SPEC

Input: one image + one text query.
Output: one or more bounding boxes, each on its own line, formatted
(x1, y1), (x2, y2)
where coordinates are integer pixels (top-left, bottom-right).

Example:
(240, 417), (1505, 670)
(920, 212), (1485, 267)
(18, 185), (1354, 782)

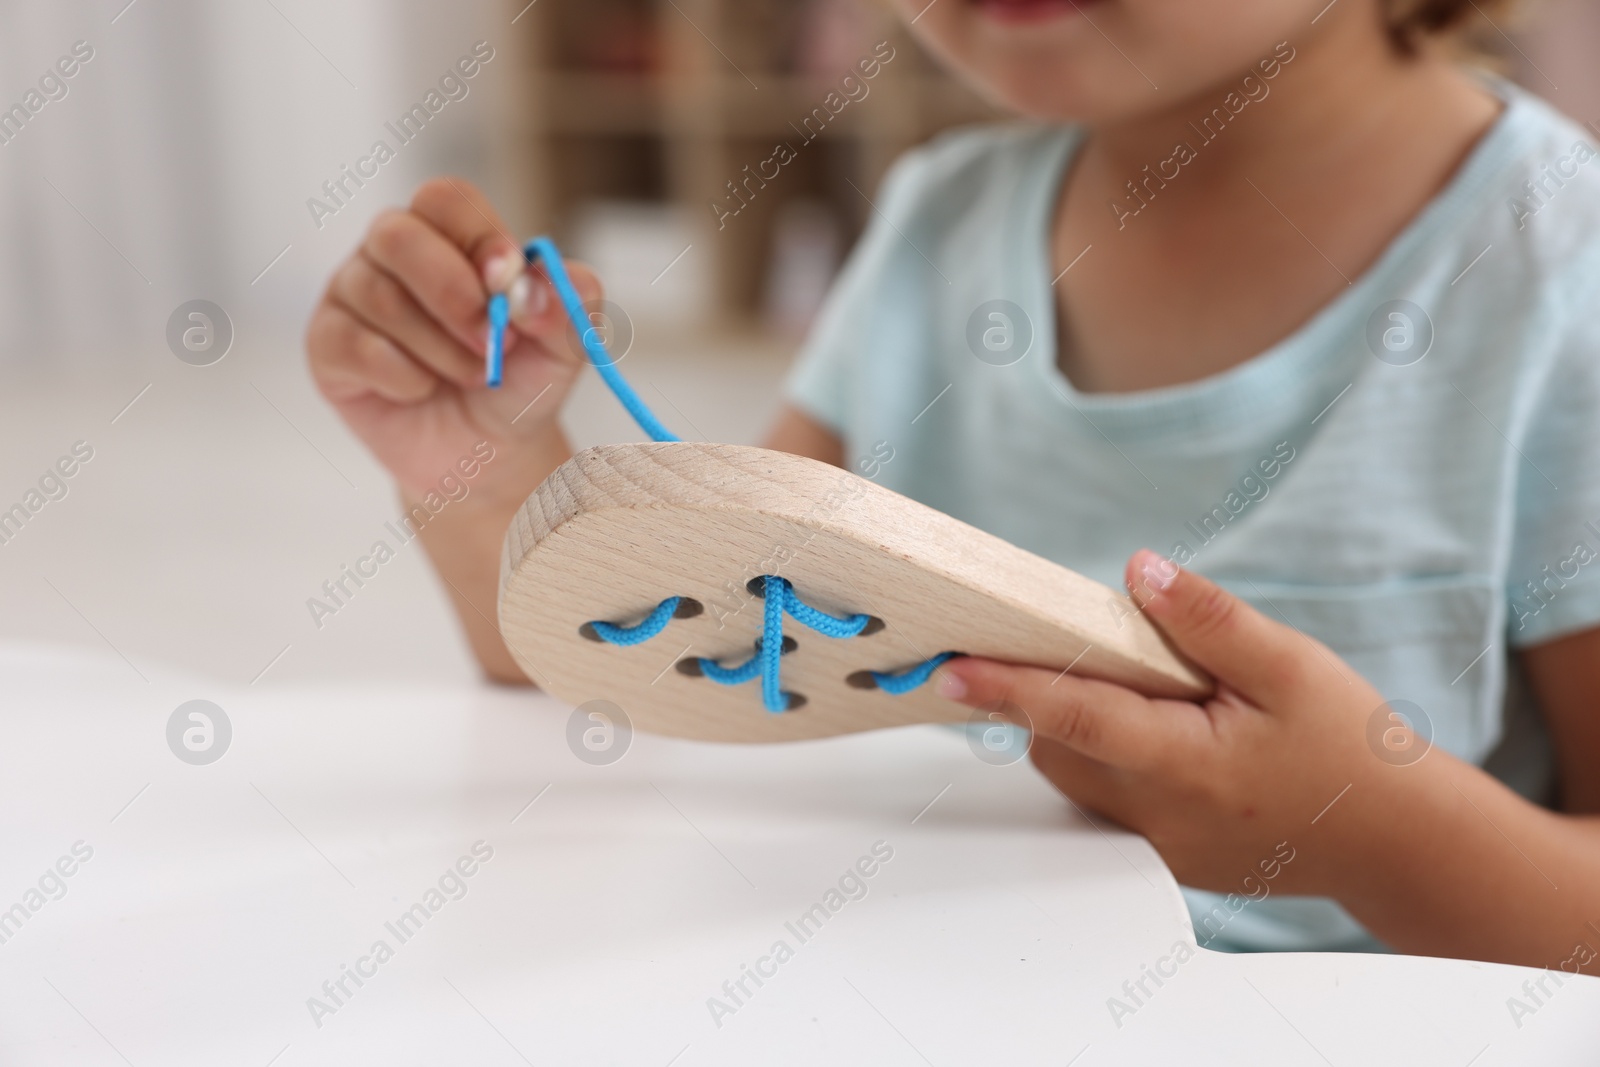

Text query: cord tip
(485, 292), (509, 388)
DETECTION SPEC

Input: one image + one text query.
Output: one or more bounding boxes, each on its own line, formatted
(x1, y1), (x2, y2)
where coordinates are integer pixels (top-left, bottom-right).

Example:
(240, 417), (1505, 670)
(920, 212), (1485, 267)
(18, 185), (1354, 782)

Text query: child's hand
(933, 550), (1419, 900)
(307, 177), (598, 504)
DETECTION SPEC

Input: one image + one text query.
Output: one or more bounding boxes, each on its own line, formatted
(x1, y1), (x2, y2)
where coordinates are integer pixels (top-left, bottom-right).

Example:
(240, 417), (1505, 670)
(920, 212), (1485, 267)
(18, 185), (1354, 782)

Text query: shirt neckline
(1013, 75), (1539, 445)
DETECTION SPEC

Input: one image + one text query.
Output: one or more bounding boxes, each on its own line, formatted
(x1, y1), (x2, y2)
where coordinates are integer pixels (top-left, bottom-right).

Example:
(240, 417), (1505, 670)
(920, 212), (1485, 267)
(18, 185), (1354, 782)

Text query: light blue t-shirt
(782, 77), (1600, 952)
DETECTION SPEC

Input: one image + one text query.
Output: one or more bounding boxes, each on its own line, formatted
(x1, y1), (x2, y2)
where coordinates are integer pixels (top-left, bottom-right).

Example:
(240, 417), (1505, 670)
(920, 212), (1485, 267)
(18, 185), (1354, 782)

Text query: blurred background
(0, 0), (1595, 689)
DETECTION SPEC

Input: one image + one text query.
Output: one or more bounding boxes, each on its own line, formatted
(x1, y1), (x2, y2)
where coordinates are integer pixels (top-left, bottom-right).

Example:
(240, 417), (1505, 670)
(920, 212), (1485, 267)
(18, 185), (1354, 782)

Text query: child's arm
(306, 178), (601, 684)
(762, 405), (845, 468)
(932, 551), (1600, 969)
(411, 426), (573, 684)
(1523, 630), (1600, 814)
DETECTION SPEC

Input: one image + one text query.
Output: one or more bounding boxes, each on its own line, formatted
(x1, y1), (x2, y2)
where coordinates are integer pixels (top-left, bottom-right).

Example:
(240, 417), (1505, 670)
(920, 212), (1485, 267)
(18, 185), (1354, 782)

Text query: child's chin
(953, 46), (1124, 121)
(982, 82), (1104, 123)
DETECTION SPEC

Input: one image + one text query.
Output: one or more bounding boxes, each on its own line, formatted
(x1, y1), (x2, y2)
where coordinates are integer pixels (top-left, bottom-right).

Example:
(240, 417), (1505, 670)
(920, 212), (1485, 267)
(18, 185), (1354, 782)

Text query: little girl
(307, 0), (1600, 969)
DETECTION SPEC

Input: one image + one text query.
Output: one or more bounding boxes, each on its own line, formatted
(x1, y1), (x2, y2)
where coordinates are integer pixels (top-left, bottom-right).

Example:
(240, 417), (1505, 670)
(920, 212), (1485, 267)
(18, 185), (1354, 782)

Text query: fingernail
(507, 274), (532, 318)
(510, 274), (549, 325)
(484, 251), (522, 292)
(935, 668), (967, 701)
(1136, 548), (1179, 594)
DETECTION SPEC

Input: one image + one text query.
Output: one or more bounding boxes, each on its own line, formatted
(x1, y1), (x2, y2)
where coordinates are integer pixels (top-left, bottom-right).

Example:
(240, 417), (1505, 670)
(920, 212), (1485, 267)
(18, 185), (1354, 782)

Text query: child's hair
(1386, 0), (1522, 56)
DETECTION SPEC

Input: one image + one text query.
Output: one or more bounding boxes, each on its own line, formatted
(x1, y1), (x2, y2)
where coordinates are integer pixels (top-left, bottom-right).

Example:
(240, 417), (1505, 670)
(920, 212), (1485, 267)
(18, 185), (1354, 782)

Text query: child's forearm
(1332, 755), (1600, 970)
(413, 424), (574, 685)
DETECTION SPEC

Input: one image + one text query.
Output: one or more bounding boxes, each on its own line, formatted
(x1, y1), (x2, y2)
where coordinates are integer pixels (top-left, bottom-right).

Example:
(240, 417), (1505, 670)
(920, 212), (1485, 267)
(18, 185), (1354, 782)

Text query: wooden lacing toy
(493, 239), (1210, 743)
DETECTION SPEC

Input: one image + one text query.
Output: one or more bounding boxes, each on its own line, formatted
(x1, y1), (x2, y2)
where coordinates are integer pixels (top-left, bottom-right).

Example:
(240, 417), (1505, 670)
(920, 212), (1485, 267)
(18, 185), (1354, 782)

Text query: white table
(2, 643), (1596, 1066)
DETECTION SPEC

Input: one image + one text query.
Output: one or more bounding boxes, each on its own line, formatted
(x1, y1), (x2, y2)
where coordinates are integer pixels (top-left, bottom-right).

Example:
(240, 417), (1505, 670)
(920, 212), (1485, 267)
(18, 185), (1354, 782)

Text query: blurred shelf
(540, 72), (664, 134)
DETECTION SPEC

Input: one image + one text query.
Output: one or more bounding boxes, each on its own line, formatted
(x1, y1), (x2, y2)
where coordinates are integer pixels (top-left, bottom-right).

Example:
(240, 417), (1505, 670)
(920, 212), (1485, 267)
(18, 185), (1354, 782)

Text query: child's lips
(968, 0), (1104, 24)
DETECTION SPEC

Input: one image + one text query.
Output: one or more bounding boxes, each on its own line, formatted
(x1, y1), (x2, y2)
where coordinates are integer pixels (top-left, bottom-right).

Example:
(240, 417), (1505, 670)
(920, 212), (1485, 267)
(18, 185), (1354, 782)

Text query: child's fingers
(935, 657), (1187, 772)
(362, 208), (493, 355)
(407, 178), (571, 353)
(408, 177), (604, 368)
(329, 252), (481, 386)
(307, 302), (439, 406)
(1027, 736), (1126, 817)
(409, 177), (524, 290)
(1125, 550), (1321, 709)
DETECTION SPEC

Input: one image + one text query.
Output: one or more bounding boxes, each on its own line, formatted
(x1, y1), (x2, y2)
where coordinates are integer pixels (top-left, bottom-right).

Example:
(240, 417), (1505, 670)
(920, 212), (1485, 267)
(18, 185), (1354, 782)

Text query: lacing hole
(746, 576), (769, 598)
(578, 622), (602, 643)
(783, 692), (807, 710)
(674, 598), (703, 619)
(675, 658), (703, 677)
(846, 670), (878, 690)
(859, 616), (885, 635)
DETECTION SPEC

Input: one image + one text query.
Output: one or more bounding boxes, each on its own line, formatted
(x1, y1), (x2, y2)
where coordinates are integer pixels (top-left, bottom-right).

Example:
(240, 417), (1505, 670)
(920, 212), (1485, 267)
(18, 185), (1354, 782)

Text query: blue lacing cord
(871, 651), (957, 694)
(485, 290), (509, 388)
(485, 236), (679, 444)
(588, 596), (681, 646)
(497, 238), (957, 711)
(757, 581), (789, 710)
